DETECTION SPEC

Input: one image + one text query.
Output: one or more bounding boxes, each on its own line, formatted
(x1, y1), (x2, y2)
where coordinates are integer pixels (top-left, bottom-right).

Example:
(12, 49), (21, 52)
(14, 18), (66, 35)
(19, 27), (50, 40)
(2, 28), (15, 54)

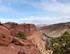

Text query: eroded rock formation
(0, 22), (50, 54)
(18, 44), (39, 54)
(0, 26), (12, 46)
(3, 23), (36, 36)
(0, 23), (40, 54)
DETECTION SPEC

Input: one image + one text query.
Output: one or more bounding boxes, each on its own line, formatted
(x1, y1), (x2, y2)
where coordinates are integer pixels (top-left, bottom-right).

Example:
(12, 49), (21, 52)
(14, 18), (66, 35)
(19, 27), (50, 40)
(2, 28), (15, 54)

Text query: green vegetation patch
(46, 31), (70, 54)
(17, 31), (27, 40)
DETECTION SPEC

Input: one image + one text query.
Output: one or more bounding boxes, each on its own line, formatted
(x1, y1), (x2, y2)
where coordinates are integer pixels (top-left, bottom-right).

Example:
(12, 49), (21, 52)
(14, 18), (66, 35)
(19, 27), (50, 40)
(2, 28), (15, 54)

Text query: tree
(46, 31), (70, 54)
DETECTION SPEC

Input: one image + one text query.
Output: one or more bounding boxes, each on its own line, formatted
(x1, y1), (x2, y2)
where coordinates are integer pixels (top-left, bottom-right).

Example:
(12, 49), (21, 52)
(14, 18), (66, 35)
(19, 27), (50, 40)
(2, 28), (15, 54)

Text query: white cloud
(0, 16), (70, 24)
(27, 0), (70, 14)
(0, 0), (69, 24)
(41, 1), (70, 14)
(2, 0), (70, 14)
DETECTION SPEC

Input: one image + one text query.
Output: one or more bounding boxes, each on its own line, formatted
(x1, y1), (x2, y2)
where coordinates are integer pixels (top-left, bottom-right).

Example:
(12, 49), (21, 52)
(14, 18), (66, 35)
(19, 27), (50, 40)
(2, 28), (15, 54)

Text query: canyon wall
(0, 22), (51, 54)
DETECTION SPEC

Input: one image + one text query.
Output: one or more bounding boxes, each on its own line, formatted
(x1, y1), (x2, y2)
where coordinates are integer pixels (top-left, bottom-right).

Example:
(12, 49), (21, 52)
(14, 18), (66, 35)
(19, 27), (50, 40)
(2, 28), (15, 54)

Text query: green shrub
(46, 31), (70, 54)
(17, 31), (27, 40)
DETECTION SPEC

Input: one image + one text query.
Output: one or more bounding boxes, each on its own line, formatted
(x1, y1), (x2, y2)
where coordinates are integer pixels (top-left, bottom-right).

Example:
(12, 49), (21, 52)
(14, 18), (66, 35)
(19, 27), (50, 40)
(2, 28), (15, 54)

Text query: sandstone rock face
(0, 26), (12, 46)
(3, 23), (36, 36)
(0, 33), (12, 46)
(27, 31), (48, 54)
(19, 46), (39, 54)
(18, 43), (39, 54)
(0, 44), (21, 54)
(0, 23), (40, 54)
(2, 23), (50, 54)
(0, 43), (39, 54)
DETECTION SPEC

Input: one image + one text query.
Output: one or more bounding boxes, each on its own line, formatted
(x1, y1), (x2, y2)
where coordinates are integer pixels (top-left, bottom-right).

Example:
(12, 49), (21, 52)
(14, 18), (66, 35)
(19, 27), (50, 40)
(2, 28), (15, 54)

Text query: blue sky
(0, 0), (70, 24)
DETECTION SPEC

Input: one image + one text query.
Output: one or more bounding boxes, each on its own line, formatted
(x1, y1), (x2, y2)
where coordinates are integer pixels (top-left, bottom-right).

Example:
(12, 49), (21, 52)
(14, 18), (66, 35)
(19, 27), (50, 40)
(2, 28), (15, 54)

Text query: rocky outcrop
(18, 44), (39, 54)
(0, 42), (39, 54)
(0, 26), (12, 46)
(3, 23), (36, 36)
(27, 31), (48, 54)
(0, 23), (40, 54)
(39, 22), (70, 31)
(0, 22), (53, 54)
(38, 22), (70, 37)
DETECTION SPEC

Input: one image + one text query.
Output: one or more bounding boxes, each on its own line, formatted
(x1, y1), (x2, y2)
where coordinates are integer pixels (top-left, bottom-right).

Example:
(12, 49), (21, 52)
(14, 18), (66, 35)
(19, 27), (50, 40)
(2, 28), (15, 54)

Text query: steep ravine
(27, 31), (52, 54)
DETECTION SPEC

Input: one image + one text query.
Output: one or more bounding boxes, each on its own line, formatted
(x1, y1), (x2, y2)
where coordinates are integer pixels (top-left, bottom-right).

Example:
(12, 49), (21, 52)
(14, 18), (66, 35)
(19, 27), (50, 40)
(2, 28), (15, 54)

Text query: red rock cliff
(3, 23), (36, 36)
(0, 22), (50, 54)
(0, 23), (40, 54)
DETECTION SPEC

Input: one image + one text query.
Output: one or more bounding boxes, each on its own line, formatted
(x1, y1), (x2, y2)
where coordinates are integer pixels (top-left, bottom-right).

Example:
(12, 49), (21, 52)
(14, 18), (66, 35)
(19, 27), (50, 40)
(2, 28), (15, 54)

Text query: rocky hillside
(3, 23), (36, 36)
(0, 22), (51, 54)
(37, 22), (70, 38)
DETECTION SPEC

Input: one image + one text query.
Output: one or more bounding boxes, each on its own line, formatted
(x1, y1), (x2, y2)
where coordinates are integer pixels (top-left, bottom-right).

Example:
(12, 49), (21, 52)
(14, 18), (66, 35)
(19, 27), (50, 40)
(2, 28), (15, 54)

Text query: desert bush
(46, 31), (70, 54)
(17, 31), (27, 40)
